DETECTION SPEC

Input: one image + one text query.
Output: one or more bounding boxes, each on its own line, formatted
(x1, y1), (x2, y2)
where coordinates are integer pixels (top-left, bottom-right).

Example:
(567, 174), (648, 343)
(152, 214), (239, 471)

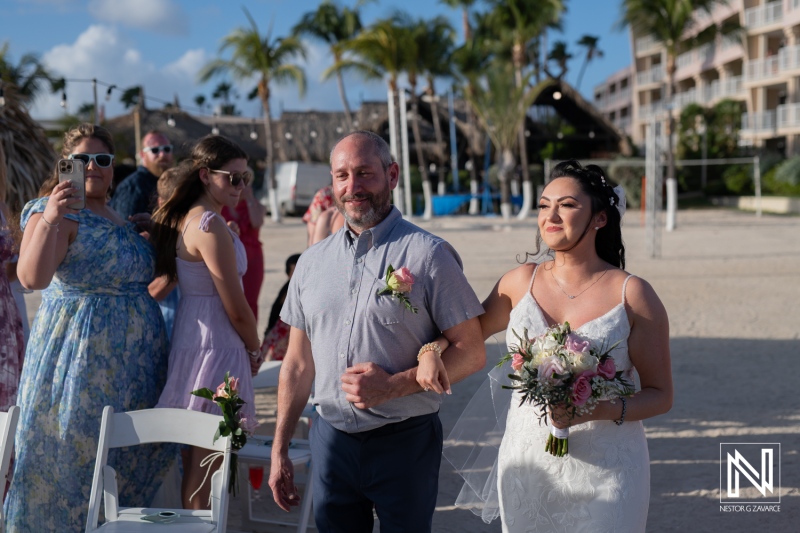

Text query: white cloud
(88, 0), (188, 36)
(163, 49), (208, 80)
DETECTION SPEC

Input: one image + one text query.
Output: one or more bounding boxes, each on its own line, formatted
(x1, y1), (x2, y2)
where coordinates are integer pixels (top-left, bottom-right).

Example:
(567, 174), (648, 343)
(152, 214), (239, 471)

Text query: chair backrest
(0, 406), (20, 531)
(86, 406), (231, 531)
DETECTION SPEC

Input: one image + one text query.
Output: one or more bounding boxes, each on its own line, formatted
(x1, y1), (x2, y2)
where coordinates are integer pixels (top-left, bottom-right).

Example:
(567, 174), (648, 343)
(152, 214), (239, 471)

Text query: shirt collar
(344, 206), (402, 249)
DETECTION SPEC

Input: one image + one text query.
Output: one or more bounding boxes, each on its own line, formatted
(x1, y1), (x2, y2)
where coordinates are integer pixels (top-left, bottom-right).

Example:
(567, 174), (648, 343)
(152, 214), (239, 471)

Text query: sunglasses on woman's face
(209, 168), (253, 187)
(69, 153), (114, 168)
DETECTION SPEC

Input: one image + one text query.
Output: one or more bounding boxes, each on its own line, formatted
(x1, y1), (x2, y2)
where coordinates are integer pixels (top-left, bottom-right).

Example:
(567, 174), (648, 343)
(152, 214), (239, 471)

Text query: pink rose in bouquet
(511, 352), (525, 372)
(538, 356), (566, 382)
(390, 266), (415, 293)
(597, 357), (616, 380)
(565, 333), (591, 353)
(570, 374), (593, 406)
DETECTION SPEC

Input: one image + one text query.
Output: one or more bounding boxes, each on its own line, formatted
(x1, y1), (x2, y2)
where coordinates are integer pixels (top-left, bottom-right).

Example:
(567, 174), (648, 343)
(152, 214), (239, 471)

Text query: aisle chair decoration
(192, 372), (255, 497)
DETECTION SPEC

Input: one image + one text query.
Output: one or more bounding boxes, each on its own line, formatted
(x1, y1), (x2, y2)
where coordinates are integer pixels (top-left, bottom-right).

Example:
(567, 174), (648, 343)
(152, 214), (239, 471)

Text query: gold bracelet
(417, 342), (442, 361)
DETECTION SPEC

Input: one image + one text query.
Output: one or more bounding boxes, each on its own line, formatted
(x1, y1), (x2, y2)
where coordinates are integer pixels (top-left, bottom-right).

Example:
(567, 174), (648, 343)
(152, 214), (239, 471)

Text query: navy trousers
(309, 412), (443, 533)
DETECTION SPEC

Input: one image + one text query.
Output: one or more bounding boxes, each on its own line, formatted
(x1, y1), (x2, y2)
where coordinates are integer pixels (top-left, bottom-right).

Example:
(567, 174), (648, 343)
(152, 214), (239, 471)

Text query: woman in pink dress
(222, 184), (265, 318)
(151, 135), (262, 509)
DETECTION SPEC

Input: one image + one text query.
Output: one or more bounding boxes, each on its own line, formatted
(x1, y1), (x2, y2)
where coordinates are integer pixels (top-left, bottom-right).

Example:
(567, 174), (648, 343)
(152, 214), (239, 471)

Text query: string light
(0, 86), (5, 108)
(60, 90), (67, 108)
(105, 85), (117, 101)
(553, 91), (562, 101)
(167, 113), (176, 127)
(249, 119), (258, 140)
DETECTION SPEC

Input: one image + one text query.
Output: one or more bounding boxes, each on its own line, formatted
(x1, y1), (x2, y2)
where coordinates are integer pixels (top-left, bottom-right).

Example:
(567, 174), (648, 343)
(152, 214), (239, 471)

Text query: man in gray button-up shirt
(269, 131), (485, 532)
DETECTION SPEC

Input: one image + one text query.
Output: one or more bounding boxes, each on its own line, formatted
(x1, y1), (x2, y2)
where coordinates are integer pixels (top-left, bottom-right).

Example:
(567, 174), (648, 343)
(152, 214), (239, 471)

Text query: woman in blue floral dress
(4, 124), (171, 532)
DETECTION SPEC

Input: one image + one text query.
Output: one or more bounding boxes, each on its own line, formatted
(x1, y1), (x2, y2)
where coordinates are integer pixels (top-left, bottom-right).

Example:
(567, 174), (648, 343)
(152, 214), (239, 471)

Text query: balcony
(639, 101), (666, 120)
(636, 66), (665, 87)
(744, 56), (781, 84)
(790, 0), (800, 12)
(635, 34), (661, 56)
(744, 1), (782, 31)
(741, 110), (777, 134)
(674, 88), (699, 108)
(777, 103), (800, 129)
(616, 116), (632, 130)
(780, 44), (800, 73)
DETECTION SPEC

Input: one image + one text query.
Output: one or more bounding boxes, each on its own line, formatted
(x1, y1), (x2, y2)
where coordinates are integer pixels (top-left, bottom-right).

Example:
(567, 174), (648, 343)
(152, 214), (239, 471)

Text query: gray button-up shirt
(281, 207), (483, 433)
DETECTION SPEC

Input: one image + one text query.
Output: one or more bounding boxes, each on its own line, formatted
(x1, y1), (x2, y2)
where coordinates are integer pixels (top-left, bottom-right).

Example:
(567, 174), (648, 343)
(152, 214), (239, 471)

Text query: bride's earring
(594, 226), (599, 230)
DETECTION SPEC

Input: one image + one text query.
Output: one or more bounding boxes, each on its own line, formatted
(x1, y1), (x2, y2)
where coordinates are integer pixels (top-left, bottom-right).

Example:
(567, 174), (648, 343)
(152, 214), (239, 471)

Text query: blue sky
(1, 0), (633, 120)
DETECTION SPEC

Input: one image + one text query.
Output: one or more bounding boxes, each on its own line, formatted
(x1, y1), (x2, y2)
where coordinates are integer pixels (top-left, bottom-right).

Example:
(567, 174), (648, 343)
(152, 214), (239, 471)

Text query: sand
(22, 208), (800, 532)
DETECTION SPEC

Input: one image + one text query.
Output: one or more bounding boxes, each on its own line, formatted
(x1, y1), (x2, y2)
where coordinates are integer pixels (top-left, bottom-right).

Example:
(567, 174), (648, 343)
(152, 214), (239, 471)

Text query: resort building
(596, 0), (800, 155)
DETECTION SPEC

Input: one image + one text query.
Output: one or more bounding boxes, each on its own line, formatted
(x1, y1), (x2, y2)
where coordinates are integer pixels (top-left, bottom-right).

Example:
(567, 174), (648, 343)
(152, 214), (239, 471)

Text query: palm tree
(418, 16), (457, 196)
(484, 0), (566, 219)
(440, 0), (478, 41)
(200, 7), (306, 222)
(340, 16), (415, 213)
(619, 0), (723, 231)
(212, 81), (237, 115)
(451, 34), (493, 214)
(193, 94), (207, 113)
(575, 35), (603, 91)
(120, 86), (142, 109)
(468, 63), (552, 219)
(0, 42), (55, 107)
(546, 41), (572, 80)
(293, 1), (369, 132)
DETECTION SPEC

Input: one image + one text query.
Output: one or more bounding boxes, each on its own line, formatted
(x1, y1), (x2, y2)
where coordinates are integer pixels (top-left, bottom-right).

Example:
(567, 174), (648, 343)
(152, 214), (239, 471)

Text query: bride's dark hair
(523, 160), (625, 269)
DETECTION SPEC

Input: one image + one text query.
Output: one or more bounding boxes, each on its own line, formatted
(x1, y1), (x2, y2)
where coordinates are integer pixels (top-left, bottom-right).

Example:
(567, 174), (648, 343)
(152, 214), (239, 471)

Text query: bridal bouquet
(497, 323), (634, 457)
(191, 372), (256, 495)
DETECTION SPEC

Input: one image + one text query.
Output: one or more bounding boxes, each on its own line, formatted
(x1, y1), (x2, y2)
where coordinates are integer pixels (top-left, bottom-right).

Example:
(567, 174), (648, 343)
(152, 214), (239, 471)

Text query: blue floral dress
(4, 198), (172, 532)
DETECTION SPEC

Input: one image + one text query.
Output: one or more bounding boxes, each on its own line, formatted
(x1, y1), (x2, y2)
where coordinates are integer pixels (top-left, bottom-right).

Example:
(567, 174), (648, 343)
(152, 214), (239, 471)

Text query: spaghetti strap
(621, 274), (635, 306)
(527, 264), (540, 293)
(177, 211), (210, 252)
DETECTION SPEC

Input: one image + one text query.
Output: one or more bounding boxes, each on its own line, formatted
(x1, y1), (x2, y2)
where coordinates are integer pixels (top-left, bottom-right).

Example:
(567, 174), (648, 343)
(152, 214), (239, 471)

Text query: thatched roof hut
(0, 86), (57, 214)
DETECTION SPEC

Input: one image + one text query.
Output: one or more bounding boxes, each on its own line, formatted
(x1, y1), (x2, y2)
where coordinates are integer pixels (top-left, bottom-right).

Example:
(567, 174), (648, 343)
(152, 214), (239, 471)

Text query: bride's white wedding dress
(498, 266), (650, 533)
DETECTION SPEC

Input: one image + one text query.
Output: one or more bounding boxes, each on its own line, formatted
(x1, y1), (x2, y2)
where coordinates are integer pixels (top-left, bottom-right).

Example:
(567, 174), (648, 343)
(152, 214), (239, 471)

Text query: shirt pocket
(368, 277), (406, 325)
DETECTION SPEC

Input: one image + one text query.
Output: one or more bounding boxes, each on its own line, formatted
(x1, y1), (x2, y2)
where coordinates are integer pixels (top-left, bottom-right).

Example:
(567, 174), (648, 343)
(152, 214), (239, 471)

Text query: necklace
(549, 267), (610, 299)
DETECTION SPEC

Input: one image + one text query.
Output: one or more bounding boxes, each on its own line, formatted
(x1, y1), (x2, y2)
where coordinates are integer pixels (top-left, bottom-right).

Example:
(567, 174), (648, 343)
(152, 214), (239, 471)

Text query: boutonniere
(376, 264), (418, 313)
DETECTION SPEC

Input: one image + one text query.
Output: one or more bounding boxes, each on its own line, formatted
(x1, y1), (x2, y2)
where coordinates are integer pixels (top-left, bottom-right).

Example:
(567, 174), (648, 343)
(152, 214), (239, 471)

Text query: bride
(417, 160), (673, 532)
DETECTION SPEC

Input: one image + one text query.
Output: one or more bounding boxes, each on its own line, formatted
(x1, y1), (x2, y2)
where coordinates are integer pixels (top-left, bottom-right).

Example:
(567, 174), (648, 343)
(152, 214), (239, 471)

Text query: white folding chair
(85, 406), (231, 533)
(237, 436), (314, 533)
(0, 406), (20, 533)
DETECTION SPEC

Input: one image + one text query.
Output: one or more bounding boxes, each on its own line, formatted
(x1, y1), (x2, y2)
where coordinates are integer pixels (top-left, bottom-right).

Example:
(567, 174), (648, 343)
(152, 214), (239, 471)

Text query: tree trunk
(335, 58), (355, 132)
(514, 65), (532, 219)
(410, 88), (431, 219)
(261, 91), (280, 223)
(498, 148), (515, 220)
(388, 81), (404, 213)
(427, 85), (447, 195)
(467, 107), (480, 215)
(665, 58), (677, 231)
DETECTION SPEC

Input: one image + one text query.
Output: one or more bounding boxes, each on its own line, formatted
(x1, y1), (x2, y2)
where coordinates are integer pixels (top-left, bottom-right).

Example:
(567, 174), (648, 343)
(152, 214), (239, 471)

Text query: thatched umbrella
(0, 85), (57, 215)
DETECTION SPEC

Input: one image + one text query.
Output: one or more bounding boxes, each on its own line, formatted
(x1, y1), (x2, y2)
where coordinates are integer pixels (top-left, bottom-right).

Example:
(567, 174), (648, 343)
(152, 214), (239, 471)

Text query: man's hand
(341, 362), (403, 409)
(268, 453), (301, 512)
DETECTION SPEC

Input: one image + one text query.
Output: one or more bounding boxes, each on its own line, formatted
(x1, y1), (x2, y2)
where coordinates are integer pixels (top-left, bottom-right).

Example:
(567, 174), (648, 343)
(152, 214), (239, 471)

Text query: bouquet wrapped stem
(545, 426), (570, 457)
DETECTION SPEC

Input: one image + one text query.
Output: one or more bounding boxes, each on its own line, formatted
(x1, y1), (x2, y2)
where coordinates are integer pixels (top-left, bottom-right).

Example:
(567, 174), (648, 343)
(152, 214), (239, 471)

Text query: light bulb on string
(167, 114), (176, 127)
(211, 125), (220, 135)
(105, 85), (116, 101)
(60, 90), (67, 108)
(249, 119), (258, 140)
(0, 86), (5, 108)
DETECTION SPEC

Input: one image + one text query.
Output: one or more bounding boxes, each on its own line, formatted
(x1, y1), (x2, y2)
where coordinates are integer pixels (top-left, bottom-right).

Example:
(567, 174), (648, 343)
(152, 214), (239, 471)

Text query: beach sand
(22, 208), (800, 532)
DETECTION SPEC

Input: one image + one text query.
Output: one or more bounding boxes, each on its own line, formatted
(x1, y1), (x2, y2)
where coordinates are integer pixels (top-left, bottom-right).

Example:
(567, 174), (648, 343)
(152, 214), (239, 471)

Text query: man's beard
(335, 187), (393, 232)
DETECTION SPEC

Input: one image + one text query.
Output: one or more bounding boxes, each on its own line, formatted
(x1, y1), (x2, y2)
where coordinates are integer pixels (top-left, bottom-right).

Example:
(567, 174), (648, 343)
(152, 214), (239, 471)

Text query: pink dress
(156, 211), (256, 422)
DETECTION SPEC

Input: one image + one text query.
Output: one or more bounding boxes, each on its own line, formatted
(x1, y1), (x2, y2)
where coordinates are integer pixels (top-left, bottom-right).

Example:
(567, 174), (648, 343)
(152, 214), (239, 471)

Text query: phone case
(57, 159), (86, 210)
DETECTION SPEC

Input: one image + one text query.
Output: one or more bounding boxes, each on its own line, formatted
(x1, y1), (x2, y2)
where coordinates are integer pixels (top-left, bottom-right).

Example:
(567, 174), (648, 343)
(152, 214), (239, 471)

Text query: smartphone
(57, 158), (86, 210)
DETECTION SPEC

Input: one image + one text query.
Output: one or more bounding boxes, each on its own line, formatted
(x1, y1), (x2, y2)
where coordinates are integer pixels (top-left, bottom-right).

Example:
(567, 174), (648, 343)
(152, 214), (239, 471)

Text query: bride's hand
(416, 351), (450, 395)
(549, 405), (573, 429)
